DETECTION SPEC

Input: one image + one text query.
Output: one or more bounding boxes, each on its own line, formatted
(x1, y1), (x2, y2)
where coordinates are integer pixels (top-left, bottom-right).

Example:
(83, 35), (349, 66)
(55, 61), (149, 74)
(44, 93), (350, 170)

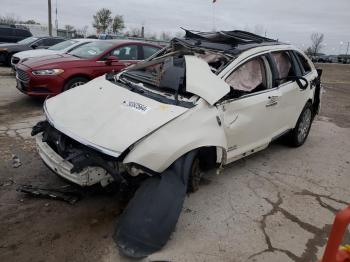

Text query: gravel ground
(0, 64), (349, 262)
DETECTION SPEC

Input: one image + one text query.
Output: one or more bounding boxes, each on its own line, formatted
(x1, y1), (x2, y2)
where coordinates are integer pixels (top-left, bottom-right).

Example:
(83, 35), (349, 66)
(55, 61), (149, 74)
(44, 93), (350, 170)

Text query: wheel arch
(62, 74), (91, 91)
(123, 102), (228, 173)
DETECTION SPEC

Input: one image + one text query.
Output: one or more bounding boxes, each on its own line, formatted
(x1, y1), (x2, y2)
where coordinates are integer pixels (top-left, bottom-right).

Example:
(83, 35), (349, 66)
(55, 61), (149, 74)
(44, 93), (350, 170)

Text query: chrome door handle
(266, 101), (278, 107)
(266, 96), (279, 107)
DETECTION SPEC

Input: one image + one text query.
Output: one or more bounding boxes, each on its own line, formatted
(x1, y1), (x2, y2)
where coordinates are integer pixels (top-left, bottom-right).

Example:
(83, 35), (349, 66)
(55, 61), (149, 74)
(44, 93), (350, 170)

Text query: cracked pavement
(0, 64), (350, 262)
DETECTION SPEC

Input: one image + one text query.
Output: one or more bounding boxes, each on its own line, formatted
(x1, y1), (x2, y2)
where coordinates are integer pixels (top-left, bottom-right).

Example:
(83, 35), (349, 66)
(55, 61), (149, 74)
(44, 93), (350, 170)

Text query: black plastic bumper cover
(114, 150), (196, 258)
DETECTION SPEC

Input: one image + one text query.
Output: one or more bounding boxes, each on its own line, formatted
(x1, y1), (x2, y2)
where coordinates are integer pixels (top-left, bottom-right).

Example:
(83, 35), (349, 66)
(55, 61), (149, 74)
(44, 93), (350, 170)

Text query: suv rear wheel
(288, 102), (313, 147)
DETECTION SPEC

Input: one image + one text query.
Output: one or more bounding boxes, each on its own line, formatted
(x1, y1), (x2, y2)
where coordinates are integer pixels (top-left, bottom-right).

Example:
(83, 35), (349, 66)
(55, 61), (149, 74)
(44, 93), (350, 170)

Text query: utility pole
(48, 0), (52, 36)
(346, 41), (350, 56)
(55, 0), (58, 31)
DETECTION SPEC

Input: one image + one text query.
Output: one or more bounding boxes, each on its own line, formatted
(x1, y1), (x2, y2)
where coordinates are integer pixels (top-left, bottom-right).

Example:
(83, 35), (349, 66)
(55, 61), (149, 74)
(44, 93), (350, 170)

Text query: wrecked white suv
(32, 30), (322, 258)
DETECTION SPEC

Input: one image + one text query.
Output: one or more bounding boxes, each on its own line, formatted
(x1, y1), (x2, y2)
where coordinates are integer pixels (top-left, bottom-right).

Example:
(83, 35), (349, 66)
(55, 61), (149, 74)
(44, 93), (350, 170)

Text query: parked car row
(0, 36), (66, 65)
(11, 38), (99, 69)
(14, 39), (161, 96)
(311, 54), (350, 64)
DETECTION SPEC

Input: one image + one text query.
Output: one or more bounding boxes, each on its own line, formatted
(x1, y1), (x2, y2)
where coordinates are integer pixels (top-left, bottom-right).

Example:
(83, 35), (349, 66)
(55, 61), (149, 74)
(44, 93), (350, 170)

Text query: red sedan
(15, 40), (161, 97)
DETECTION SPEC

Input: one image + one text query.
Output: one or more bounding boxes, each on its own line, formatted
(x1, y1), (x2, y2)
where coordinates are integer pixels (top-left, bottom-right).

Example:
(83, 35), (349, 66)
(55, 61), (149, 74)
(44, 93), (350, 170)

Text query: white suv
(32, 30), (322, 258)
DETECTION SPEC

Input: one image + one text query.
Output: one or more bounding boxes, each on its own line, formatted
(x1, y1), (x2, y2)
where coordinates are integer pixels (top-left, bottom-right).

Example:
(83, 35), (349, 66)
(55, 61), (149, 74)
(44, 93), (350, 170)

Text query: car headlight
(32, 69), (64, 75)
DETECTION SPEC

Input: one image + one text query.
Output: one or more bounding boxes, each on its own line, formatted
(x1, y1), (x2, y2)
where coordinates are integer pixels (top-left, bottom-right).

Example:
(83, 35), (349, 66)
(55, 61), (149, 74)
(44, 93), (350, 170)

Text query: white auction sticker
(122, 100), (150, 113)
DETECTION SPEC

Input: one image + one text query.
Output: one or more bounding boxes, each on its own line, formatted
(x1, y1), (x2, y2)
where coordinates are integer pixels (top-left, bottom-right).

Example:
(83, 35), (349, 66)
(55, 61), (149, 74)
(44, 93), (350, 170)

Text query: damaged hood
(185, 55), (230, 105)
(44, 76), (189, 157)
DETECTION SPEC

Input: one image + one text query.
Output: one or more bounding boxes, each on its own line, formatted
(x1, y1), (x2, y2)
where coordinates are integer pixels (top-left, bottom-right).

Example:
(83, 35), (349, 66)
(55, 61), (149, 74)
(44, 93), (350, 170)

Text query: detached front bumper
(36, 133), (113, 186)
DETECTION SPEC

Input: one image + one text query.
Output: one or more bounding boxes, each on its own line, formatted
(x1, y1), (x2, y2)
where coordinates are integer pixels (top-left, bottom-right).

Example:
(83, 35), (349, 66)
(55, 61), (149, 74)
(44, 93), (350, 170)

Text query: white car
(32, 30), (322, 258)
(11, 38), (99, 69)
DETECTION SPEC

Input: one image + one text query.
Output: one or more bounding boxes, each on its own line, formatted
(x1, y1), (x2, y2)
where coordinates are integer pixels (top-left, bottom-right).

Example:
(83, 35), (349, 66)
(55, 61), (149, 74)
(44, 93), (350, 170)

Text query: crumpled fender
(123, 100), (227, 173)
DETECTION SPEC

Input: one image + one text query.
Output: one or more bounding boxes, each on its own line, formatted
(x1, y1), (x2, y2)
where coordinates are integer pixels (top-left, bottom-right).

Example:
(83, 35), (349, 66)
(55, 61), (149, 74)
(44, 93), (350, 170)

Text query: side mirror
(31, 44), (38, 49)
(277, 76), (309, 90)
(294, 76), (309, 90)
(105, 55), (119, 65)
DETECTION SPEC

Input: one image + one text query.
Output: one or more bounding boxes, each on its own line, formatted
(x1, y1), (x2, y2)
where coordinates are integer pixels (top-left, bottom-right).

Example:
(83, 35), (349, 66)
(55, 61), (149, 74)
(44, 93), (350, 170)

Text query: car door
(269, 51), (312, 130)
(217, 54), (284, 163)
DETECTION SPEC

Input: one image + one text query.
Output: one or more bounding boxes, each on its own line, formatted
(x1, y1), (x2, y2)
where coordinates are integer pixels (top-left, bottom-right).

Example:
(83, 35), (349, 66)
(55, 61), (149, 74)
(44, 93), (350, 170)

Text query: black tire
(287, 102), (313, 147)
(187, 155), (202, 193)
(63, 77), (88, 92)
(5, 53), (12, 66)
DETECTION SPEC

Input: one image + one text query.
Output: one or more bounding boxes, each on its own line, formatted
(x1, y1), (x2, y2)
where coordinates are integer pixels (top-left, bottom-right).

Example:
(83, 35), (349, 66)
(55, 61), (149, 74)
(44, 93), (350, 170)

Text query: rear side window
(295, 52), (311, 75)
(41, 38), (57, 46)
(112, 45), (139, 60)
(143, 45), (160, 59)
(270, 51), (302, 86)
(271, 52), (295, 79)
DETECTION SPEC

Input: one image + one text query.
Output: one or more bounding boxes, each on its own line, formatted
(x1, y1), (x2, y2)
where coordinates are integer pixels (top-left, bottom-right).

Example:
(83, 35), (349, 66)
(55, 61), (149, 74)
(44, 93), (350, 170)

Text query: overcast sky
(1, 0), (349, 54)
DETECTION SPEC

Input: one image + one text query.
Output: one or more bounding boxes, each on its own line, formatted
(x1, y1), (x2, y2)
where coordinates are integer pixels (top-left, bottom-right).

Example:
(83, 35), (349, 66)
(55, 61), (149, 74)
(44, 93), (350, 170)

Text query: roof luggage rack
(182, 28), (277, 46)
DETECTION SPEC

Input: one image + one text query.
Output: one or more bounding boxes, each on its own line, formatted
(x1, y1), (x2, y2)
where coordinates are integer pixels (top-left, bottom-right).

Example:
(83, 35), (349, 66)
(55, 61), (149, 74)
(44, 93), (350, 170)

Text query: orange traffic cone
(319, 206), (350, 262)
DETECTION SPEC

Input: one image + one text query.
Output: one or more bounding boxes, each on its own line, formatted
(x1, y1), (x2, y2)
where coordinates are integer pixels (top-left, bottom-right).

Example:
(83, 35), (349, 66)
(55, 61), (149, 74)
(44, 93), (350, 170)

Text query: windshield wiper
(70, 54), (81, 58)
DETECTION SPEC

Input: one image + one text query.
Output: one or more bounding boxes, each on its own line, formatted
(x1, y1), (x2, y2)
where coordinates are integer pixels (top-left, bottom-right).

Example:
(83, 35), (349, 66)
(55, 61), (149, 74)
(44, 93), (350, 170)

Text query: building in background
(16, 23), (79, 39)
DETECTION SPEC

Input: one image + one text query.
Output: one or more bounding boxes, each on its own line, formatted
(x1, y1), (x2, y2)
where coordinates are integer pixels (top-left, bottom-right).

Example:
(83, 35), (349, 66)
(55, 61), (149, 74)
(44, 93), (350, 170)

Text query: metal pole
(48, 0), (52, 36)
(55, 0), (58, 32)
(212, 2), (216, 31)
(346, 42), (349, 56)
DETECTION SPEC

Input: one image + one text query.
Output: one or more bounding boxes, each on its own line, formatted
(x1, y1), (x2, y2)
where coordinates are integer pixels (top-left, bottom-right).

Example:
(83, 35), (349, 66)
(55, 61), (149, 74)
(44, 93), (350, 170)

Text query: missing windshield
(123, 56), (187, 99)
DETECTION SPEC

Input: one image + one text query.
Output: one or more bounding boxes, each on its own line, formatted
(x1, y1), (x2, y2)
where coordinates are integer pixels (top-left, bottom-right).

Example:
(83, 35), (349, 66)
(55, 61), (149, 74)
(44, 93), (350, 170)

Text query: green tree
(112, 15), (124, 33)
(92, 8), (112, 33)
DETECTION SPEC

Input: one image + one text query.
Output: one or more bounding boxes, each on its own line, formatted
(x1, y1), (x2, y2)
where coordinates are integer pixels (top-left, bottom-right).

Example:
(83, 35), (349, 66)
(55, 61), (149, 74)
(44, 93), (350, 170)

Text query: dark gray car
(0, 25), (32, 43)
(0, 36), (65, 66)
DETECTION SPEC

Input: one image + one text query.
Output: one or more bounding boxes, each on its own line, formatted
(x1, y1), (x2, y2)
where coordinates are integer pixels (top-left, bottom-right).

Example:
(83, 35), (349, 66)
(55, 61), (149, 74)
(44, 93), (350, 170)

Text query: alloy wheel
(297, 108), (312, 143)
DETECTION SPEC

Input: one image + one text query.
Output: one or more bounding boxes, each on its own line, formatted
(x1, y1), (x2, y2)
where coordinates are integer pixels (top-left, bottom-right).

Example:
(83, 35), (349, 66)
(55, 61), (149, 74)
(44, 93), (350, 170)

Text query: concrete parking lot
(0, 64), (349, 262)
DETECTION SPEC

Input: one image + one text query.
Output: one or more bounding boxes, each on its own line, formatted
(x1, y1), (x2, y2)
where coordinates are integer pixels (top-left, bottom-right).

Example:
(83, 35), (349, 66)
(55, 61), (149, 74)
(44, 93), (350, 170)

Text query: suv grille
(16, 68), (29, 83)
(11, 56), (20, 65)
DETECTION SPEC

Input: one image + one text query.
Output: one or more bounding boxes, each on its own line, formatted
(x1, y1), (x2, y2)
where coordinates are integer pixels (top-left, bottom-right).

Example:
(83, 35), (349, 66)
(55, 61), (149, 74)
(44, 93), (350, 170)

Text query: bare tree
(159, 31), (171, 41)
(145, 31), (157, 40)
(305, 47), (314, 57)
(64, 25), (75, 38)
(76, 25), (89, 37)
(64, 24), (74, 31)
(174, 31), (184, 38)
(310, 33), (324, 56)
(0, 14), (20, 25)
(92, 8), (112, 33)
(112, 15), (125, 33)
(23, 19), (40, 25)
